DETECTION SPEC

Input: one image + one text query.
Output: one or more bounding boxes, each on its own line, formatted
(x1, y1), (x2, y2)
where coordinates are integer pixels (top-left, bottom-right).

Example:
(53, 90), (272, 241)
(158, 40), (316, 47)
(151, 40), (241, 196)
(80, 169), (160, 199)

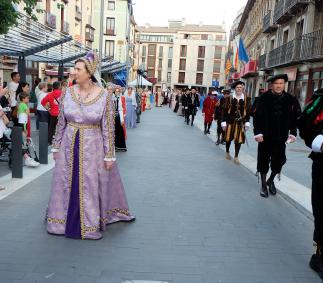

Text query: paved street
(0, 107), (318, 283)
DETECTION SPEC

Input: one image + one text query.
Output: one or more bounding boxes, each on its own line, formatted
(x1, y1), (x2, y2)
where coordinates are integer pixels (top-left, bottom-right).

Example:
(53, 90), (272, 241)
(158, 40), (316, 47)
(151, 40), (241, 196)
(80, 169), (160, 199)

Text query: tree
(0, 0), (39, 35)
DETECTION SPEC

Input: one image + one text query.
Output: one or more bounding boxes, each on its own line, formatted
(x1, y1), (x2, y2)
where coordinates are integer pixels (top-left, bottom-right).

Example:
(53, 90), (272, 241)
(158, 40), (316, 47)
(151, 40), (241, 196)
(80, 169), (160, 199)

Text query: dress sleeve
(51, 93), (67, 152)
(101, 92), (116, 162)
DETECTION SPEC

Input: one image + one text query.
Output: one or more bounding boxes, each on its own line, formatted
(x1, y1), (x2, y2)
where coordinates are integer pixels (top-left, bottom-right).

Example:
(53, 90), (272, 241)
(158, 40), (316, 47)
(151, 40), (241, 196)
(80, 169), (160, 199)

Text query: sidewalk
(0, 107), (318, 283)
(194, 111), (313, 216)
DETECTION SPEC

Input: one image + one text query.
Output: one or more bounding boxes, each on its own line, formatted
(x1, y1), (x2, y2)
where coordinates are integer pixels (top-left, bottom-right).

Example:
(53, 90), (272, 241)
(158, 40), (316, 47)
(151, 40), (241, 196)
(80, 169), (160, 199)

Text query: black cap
(231, 80), (245, 89)
(267, 74), (288, 83)
(223, 89), (231, 94)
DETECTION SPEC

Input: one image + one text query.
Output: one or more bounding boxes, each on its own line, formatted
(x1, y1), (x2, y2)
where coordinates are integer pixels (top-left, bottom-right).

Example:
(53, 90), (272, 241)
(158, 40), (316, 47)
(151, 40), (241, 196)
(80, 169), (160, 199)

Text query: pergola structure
(0, 12), (90, 81)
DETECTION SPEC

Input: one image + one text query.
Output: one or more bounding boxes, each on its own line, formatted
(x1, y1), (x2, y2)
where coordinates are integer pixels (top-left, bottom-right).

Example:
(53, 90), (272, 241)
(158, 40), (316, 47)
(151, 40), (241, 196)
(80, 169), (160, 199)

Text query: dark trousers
(217, 119), (223, 135)
(312, 155), (323, 246)
(37, 110), (49, 124)
(257, 140), (286, 174)
(48, 116), (58, 145)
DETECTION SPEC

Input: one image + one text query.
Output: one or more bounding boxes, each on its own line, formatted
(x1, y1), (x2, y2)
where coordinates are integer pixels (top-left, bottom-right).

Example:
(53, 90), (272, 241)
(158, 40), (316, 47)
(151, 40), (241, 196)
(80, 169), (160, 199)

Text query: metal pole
(11, 127), (23, 179)
(98, 0), (104, 75)
(58, 63), (64, 81)
(18, 56), (26, 82)
(39, 122), (49, 164)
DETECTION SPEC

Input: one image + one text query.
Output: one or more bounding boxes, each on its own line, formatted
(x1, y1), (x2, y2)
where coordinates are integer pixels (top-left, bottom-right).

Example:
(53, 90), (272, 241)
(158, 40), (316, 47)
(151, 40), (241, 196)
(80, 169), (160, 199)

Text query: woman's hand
(104, 161), (115, 171)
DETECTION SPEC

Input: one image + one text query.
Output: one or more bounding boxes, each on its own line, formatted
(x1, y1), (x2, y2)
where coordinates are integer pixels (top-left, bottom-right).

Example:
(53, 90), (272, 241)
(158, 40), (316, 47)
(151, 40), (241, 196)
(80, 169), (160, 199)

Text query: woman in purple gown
(46, 53), (135, 240)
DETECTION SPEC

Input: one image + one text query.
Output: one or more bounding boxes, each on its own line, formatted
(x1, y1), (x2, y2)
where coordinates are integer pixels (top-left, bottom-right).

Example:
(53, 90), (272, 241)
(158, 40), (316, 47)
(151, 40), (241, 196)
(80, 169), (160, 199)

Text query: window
(167, 72), (171, 83)
(201, 34), (208, 40)
(213, 73), (220, 80)
(148, 44), (156, 56)
(159, 46), (163, 57)
(179, 59), (186, 70)
(197, 59), (204, 72)
(198, 46), (205, 58)
(214, 46), (222, 59)
(147, 69), (155, 78)
(216, 34), (224, 40)
(158, 70), (162, 82)
(142, 46), (146, 57)
(105, 40), (114, 57)
(196, 73), (203, 85)
(283, 29), (289, 44)
(158, 58), (163, 68)
(147, 57), (155, 68)
(107, 0), (115, 10)
(168, 59), (172, 69)
(168, 47), (173, 58)
(270, 38), (275, 51)
(213, 61), (221, 73)
(178, 72), (185, 84)
(106, 17), (115, 35)
(180, 45), (187, 57)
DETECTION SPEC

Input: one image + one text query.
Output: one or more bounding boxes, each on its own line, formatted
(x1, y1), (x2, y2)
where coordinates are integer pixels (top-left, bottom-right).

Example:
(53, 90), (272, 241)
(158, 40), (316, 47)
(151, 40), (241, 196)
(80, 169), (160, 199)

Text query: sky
(133, 0), (248, 36)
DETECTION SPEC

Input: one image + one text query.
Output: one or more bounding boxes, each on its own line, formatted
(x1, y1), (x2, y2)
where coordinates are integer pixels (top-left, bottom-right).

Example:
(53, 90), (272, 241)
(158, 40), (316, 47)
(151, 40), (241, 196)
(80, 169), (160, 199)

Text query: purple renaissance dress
(46, 86), (135, 240)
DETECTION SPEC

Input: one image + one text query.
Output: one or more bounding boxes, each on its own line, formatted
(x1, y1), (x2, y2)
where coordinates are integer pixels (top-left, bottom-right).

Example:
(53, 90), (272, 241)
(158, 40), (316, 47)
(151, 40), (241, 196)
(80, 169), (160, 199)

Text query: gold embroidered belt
(67, 122), (101, 129)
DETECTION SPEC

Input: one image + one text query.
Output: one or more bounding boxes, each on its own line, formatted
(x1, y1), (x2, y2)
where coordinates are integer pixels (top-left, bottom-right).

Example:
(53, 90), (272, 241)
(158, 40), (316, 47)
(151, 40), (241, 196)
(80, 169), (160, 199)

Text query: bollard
(39, 122), (48, 164)
(11, 126), (23, 178)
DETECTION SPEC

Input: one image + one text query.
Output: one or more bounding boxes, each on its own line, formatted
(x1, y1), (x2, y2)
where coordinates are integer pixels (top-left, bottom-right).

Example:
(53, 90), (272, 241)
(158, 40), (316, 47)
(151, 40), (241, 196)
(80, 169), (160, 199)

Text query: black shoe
(310, 254), (323, 279)
(260, 185), (269, 198)
(204, 130), (207, 135)
(267, 181), (277, 195)
(215, 140), (220, 145)
(207, 131), (210, 134)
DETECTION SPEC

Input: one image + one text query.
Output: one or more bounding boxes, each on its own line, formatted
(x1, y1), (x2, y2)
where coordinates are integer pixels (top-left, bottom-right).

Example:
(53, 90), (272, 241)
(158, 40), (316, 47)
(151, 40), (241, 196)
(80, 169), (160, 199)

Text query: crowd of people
(0, 53), (322, 277)
(169, 77), (323, 279)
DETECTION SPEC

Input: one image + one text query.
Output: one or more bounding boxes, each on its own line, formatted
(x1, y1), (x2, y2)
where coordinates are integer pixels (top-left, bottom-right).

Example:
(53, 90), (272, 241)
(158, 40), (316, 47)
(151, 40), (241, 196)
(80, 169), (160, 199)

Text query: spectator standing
(41, 81), (62, 145)
(8, 72), (20, 124)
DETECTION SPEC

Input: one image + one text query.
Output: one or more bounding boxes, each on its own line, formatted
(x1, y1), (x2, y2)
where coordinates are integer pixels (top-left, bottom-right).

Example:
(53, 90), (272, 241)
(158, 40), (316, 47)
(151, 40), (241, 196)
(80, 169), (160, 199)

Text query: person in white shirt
(8, 72), (20, 124)
(36, 82), (49, 125)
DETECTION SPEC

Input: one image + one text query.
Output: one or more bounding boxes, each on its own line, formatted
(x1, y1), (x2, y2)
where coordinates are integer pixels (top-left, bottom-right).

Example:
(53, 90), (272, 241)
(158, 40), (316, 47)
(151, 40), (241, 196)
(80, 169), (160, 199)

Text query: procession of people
(1, 51), (322, 279)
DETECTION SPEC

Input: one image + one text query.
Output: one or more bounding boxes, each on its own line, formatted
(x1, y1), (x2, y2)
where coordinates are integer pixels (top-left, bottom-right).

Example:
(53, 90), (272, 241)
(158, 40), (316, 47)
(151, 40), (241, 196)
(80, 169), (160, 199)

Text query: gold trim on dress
(79, 129), (86, 239)
(71, 86), (105, 106)
(68, 122), (100, 129)
(106, 93), (116, 159)
(47, 217), (66, 225)
(69, 129), (78, 192)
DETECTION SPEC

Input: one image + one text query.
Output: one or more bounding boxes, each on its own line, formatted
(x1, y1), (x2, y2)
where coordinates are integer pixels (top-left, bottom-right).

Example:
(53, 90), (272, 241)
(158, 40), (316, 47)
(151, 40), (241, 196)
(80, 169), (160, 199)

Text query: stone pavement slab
(0, 107), (318, 283)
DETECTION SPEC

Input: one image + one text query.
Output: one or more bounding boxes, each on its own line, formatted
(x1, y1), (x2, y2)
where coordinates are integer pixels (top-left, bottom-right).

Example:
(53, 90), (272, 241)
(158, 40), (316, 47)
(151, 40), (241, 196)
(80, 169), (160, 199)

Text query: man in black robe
(254, 74), (301, 198)
(298, 88), (323, 279)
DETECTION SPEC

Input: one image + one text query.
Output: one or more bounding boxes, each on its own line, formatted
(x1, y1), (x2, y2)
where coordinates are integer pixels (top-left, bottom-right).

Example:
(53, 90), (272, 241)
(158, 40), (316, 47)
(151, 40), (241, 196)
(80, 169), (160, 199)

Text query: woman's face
(115, 89), (120, 96)
(23, 84), (30, 94)
(74, 62), (91, 85)
(127, 88), (132, 94)
(107, 86), (113, 94)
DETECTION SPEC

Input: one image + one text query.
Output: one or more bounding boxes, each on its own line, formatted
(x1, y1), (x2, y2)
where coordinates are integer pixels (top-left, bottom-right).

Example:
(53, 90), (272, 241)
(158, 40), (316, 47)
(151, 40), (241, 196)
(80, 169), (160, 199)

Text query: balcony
(85, 31), (94, 42)
(61, 21), (69, 34)
(231, 72), (240, 80)
(273, 0), (310, 25)
(285, 0), (311, 14)
(263, 11), (278, 33)
(240, 60), (258, 78)
(45, 12), (56, 29)
(258, 54), (267, 70)
(75, 6), (82, 21)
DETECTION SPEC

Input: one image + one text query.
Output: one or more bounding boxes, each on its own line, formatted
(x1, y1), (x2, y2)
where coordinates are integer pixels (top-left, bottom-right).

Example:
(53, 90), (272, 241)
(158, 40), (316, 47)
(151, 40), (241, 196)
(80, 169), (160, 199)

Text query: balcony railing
(273, 0), (310, 24)
(265, 29), (323, 68)
(285, 0), (310, 13)
(263, 10), (277, 33)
